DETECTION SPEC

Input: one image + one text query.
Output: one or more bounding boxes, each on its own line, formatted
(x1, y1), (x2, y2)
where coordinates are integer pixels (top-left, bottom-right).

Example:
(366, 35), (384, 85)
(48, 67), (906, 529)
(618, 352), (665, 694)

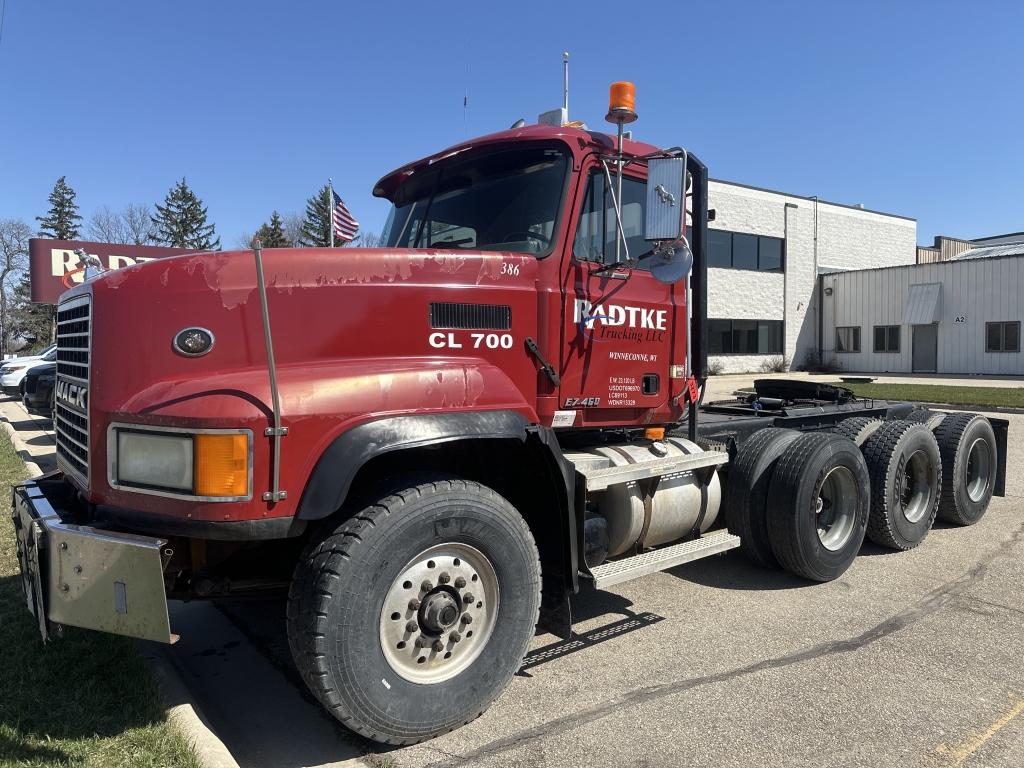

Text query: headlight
(116, 431), (194, 491)
(111, 427), (250, 499)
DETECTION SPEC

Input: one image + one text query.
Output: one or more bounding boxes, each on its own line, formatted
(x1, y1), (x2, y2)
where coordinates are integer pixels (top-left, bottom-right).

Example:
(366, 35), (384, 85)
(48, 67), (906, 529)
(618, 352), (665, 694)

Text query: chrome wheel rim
(379, 543), (498, 684)
(816, 466), (858, 551)
(898, 449), (933, 524)
(966, 438), (992, 503)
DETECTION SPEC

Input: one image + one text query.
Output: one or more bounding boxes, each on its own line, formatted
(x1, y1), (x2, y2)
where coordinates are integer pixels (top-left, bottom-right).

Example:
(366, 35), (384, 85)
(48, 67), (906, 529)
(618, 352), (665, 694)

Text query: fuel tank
(580, 438), (722, 557)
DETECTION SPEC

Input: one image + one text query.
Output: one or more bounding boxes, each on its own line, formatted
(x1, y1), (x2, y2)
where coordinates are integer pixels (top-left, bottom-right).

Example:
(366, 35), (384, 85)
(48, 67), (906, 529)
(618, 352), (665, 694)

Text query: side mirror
(645, 157), (686, 241)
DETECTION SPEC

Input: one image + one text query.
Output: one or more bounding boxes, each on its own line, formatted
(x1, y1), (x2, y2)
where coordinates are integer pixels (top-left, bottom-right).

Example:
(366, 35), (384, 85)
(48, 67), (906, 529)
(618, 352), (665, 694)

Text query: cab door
(556, 159), (686, 428)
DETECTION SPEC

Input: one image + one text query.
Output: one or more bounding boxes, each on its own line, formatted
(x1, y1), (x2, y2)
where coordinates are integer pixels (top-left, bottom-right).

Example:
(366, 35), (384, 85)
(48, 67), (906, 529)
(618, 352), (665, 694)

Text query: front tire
(287, 476), (541, 745)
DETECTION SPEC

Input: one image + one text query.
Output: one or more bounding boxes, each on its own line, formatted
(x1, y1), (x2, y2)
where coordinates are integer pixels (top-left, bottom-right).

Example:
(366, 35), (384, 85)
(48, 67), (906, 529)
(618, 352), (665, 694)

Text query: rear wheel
(723, 428), (801, 568)
(766, 432), (870, 582)
(287, 475), (541, 744)
(862, 421), (941, 550)
(933, 413), (997, 525)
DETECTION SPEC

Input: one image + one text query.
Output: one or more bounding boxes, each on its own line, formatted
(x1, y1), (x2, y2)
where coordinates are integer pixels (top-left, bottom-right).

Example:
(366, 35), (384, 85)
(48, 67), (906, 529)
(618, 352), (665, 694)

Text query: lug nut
(432, 640), (445, 653)
(421, 580), (433, 592)
(454, 576), (466, 588)
(438, 572), (451, 585)
(408, 598), (421, 611)
(463, 593), (474, 604)
(405, 620), (419, 633)
(415, 636), (429, 648)
(461, 614), (473, 624)
(450, 631), (462, 643)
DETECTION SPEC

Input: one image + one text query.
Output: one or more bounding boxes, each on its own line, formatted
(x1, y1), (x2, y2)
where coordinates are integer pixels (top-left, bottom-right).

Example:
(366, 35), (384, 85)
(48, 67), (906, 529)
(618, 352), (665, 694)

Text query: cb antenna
(562, 51), (569, 120)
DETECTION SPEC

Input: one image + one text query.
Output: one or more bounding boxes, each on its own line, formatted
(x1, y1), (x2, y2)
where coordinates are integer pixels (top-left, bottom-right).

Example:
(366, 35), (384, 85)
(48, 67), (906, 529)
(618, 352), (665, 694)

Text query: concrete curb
(0, 414), (43, 477)
(140, 645), (242, 768)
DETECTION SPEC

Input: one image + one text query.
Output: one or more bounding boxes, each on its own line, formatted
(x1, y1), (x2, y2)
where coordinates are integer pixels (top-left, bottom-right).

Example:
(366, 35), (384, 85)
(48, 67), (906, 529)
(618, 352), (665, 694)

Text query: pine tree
(254, 211), (292, 248)
(36, 176), (82, 240)
(299, 184), (334, 247)
(151, 178), (220, 249)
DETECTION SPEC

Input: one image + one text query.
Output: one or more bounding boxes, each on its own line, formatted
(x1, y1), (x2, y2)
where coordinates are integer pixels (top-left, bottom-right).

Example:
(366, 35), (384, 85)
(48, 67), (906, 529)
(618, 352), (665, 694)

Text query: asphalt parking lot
(4, 396), (1024, 768)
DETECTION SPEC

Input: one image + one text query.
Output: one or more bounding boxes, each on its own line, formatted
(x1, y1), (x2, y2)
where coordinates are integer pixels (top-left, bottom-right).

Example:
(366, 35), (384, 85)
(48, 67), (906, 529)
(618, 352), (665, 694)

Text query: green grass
(0, 432), (198, 768)
(838, 383), (1024, 409)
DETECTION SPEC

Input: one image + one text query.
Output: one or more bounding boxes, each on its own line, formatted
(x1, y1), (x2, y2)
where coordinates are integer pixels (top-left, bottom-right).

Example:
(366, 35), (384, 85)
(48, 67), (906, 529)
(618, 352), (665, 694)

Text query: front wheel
(287, 476), (541, 745)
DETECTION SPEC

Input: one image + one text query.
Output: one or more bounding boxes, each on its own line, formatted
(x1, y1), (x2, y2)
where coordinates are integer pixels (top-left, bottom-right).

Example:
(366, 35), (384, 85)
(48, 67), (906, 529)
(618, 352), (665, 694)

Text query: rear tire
(723, 428), (801, 568)
(862, 421), (941, 550)
(933, 413), (997, 525)
(766, 432), (870, 582)
(833, 416), (882, 446)
(287, 475), (541, 745)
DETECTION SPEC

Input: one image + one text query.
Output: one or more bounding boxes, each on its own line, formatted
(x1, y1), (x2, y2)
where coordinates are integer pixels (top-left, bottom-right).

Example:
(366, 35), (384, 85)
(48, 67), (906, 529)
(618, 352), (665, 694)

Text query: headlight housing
(109, 425), (251, 500)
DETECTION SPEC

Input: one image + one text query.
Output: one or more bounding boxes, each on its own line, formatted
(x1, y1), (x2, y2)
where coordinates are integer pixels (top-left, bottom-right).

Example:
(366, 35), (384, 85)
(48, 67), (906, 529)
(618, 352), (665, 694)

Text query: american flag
(331, 190), (359, 243)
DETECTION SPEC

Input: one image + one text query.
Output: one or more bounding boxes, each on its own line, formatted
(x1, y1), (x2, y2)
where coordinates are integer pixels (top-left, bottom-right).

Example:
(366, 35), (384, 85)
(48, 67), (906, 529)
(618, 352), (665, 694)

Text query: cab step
(587, 530), (741, 589)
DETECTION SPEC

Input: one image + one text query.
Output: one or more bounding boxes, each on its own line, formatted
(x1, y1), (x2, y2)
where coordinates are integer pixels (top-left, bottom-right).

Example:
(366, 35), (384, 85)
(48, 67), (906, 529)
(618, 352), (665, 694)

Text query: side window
(573, 171), (654, 269)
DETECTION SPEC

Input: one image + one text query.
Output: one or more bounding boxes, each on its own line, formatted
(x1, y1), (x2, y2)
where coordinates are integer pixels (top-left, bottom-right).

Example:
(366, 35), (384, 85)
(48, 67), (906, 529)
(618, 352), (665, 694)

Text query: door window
(573, 170), (668, 271)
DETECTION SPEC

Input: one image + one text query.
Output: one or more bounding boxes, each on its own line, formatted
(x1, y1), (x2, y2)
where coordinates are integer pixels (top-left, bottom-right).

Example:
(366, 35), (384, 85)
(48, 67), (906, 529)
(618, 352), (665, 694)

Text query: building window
(706, 229), (785, 272)
(836, 326), (861, 353)
(986, 321), (1020, 353)
(708, 319), (783, 355)
(873, 325), (900, 353)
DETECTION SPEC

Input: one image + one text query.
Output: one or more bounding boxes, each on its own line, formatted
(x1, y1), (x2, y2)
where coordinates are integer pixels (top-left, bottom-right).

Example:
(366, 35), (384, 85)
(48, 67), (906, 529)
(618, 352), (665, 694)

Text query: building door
(912, 324), (938, 373)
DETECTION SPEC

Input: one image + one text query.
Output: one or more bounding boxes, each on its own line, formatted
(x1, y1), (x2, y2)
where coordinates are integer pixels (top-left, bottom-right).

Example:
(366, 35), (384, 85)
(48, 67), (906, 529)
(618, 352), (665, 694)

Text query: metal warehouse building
(706, 180), (916, 373)
(820, 243), (1024, 374)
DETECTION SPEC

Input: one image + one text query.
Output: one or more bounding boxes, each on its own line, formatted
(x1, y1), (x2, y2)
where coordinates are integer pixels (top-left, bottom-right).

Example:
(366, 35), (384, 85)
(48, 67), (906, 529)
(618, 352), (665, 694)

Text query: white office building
(706, 180), (917, 373)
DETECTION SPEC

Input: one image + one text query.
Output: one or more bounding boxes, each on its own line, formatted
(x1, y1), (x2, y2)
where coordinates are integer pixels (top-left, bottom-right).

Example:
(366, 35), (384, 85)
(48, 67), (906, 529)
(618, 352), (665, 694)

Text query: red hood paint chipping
(71, 247), (541, 522)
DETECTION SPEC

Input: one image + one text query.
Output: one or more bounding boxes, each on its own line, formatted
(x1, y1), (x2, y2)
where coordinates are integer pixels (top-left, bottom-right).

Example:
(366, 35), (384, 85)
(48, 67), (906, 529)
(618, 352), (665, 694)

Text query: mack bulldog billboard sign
(28, 238), (198, 304)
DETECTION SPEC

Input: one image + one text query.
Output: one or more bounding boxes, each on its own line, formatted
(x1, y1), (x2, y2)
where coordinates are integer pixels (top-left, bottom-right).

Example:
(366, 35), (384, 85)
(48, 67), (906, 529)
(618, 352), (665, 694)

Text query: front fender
(296, 410), (530, 520)
(93, 356), (539, 524)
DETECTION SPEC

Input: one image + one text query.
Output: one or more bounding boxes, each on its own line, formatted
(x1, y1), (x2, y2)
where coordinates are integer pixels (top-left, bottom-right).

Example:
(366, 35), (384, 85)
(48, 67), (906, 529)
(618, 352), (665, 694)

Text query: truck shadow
(667, 549), (811, 590)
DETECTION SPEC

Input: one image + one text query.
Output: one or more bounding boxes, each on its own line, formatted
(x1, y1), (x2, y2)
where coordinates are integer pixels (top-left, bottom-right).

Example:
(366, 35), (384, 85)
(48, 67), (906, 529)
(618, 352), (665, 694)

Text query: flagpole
(328, 177), (335, 248)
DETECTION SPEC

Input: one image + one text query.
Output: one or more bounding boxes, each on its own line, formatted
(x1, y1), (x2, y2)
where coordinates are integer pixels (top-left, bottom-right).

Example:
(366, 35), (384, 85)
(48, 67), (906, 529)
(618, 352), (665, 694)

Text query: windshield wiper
(591, 259), (635, 276)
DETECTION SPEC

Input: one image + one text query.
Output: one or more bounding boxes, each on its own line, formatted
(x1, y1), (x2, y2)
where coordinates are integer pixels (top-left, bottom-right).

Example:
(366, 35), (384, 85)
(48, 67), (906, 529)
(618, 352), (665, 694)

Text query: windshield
(381, 145), (568, 255)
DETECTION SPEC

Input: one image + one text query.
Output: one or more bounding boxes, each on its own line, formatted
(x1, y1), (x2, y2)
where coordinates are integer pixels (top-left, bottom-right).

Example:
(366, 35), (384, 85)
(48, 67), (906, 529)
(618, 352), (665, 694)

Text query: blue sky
(1, 1), (1020, 246)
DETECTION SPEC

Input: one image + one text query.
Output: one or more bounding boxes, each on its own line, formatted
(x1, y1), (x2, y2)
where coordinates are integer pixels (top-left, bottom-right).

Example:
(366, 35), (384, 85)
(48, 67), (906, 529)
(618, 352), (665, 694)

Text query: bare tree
(282, 212), (304, 247)
(86, 203), (155, 244)
(354, 231), (382, 247)
(122, 203), (155, 244)
(0, 218), (32, 353)
(234, 230), (255, 249)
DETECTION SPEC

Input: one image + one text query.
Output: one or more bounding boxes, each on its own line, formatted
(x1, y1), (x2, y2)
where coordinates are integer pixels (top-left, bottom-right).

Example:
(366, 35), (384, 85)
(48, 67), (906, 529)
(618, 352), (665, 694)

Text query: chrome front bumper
(11, 473), (174, 643)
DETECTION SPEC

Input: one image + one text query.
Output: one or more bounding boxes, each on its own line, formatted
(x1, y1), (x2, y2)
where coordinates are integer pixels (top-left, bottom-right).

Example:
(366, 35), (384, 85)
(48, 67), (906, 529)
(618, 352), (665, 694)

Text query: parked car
(1, 348), (57, 397)
(22, 362), (56, 415)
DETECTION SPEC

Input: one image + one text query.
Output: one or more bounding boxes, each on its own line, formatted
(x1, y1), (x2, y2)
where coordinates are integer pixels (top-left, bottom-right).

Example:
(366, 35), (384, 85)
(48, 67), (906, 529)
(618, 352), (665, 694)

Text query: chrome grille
(55, 295), (91, 486)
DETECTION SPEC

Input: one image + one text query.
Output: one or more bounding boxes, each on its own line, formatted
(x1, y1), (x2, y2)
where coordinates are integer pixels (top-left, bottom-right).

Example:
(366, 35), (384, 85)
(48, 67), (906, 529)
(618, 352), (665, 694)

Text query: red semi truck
(13, 83), (1007, 745)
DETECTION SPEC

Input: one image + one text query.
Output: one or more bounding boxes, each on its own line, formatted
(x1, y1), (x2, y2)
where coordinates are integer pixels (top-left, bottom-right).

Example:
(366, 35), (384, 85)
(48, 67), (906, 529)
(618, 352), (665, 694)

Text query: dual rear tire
(728, 412), (998, 580)
(728, 429), (871, 582)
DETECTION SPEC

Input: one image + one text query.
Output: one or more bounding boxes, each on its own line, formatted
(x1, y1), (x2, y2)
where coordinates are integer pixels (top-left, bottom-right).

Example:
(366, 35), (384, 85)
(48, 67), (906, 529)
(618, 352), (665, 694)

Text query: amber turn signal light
(645, 427), (666, 441)
(194, 434), (249, 498)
